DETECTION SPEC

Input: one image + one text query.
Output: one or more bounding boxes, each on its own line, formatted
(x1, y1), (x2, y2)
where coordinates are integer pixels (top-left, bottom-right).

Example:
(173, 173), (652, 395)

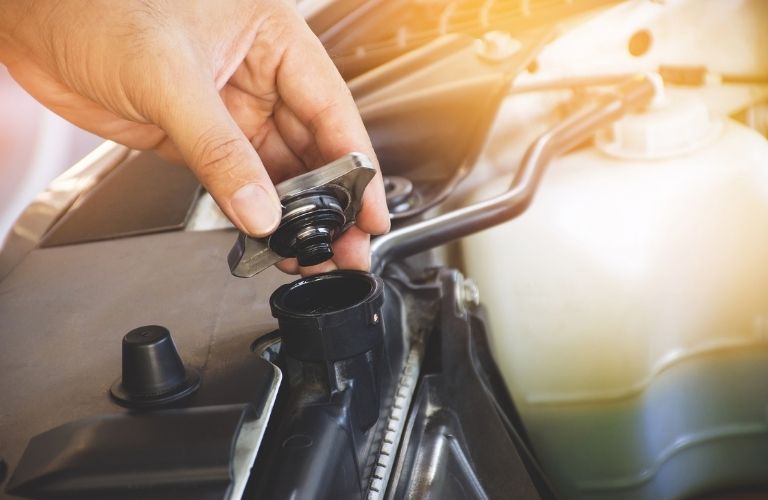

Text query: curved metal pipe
(370, 74), (659, 274)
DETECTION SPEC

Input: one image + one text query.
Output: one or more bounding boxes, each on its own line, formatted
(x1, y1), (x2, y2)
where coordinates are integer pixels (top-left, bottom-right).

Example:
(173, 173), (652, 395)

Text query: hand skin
(0, 0), (389, 275)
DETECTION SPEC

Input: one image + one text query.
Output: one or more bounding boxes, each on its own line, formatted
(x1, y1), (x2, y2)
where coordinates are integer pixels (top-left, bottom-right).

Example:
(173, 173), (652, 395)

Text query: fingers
(275, 258), (337, 276)
(328, 226), (371, 271)
(275, 259), (300, 275)
(298, 260), (338, 277)
(250, 120), (308, 183)
(220, 85), (305, 178)
(156, 71), (281, 238)
(275, 18), (390, 236)
(273, 100), (324, 168)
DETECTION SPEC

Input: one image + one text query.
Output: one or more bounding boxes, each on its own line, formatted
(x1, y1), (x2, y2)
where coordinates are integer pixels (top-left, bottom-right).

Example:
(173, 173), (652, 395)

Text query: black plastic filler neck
(256, 271), (388, 499)
(270, 271), (383, 361)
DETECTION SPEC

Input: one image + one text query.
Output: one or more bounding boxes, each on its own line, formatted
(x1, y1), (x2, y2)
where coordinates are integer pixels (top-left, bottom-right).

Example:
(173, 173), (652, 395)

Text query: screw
(462, 278), (480, 308)
(454, 273), (481, 316)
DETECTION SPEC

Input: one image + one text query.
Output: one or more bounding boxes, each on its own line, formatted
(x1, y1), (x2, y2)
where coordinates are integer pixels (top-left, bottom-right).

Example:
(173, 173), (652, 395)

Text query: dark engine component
(110, 325), (200, 409)
(387, 269), (547, 499)
(5, 405), (255, 499)
(0, 233), (544, 499)
(40, 152), (201, 249)
(246, 268), (545, 500)
(383, 176), (417, 215)
(272, 271), (384, 428)
(251, 271), (388, 499)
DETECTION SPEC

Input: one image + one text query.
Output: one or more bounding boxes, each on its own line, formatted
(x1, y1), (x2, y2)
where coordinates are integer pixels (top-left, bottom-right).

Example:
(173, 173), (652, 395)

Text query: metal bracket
(228, 153), (375, 277)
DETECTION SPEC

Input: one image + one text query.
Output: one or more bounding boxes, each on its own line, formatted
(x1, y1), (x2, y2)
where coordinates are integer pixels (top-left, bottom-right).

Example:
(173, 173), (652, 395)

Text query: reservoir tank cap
(596, 96), (721, 160)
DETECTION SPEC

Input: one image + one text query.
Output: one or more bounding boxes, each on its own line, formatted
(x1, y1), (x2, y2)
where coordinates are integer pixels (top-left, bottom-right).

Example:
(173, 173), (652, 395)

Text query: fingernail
(231, 183), (281, 237)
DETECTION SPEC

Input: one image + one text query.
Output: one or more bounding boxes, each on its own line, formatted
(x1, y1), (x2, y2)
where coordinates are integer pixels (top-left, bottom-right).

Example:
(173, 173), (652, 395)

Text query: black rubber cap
(269, 190), (346, 268)
(295, 237), (334, 267)
(110, 325), (200, 408)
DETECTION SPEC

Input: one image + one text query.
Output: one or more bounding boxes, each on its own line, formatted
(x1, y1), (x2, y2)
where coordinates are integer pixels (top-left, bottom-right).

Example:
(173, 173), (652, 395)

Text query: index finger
(274, 11), (390, 236)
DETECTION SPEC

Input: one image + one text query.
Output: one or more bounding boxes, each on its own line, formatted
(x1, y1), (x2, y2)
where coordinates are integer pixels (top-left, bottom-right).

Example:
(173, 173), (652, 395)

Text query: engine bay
(2, 1), (768, 499)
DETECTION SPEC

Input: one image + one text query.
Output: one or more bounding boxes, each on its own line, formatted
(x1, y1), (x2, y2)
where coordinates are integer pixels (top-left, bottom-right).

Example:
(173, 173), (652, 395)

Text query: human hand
(0, 0), (389, 275)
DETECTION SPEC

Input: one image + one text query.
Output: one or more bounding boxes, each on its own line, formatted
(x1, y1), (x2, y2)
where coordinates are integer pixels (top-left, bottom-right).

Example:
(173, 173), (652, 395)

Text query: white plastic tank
(462, 96), (768, 499)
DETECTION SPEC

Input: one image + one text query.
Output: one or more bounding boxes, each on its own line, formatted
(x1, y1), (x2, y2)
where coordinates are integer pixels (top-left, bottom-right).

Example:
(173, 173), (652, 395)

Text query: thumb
(157, 74), (282, 238)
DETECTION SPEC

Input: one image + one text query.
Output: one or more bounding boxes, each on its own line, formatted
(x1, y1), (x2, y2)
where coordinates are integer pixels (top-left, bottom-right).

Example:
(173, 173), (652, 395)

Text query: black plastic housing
(251, 271), (390, 499)
(271, 271), (384, 361)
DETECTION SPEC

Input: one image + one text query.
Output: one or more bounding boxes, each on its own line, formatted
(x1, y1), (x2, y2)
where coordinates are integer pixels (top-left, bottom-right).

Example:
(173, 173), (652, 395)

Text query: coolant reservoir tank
(462, 98), (768, 499)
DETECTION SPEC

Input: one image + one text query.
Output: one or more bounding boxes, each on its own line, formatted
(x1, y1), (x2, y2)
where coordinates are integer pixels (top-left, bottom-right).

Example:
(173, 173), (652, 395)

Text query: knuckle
(191, 131), (247, 182)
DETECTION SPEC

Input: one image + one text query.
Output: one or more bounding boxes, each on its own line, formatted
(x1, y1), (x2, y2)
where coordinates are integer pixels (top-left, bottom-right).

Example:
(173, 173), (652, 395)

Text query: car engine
(1, 1), (767, 499)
